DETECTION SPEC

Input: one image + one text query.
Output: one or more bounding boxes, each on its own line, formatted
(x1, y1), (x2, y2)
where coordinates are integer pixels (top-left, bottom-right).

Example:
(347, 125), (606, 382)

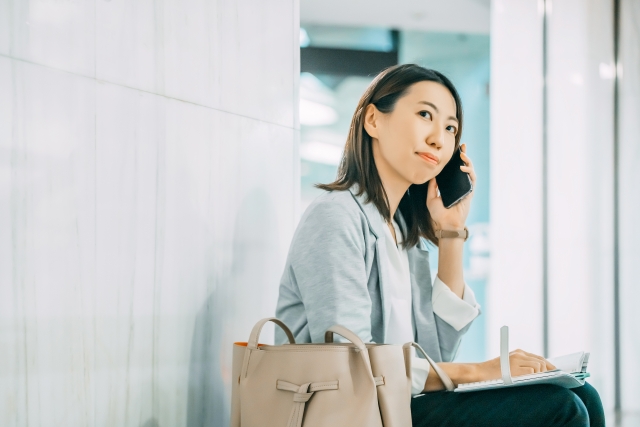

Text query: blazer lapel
(347, 183), (392, 342)
(407, 242), (443, 360)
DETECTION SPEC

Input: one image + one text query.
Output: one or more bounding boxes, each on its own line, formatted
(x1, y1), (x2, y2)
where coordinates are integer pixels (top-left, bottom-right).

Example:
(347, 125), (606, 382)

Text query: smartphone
(435, 147), (473, 209)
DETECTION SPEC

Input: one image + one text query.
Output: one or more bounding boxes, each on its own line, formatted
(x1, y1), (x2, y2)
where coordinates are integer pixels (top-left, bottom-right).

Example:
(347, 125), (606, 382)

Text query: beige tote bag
(230, 317), (454, 427)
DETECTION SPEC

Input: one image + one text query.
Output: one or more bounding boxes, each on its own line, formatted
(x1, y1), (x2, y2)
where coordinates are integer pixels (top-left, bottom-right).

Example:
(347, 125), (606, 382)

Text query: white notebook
(455, 327), (590, 393)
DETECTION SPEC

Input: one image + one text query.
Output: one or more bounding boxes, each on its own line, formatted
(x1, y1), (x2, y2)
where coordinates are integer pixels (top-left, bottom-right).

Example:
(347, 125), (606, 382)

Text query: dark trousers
(411, 382), (605, 427)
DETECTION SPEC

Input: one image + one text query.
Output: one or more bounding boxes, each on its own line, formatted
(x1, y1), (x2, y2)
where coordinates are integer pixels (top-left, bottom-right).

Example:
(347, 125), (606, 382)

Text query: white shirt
(382, 217), (481, 395)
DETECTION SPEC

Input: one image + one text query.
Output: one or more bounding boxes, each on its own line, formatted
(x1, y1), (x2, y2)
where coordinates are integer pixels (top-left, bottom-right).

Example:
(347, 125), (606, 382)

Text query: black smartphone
(435, 147), (473, 208)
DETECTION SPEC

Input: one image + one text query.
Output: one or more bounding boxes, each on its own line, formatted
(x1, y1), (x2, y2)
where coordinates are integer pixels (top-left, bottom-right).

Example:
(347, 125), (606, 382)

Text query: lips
(417, 152), (439, 165)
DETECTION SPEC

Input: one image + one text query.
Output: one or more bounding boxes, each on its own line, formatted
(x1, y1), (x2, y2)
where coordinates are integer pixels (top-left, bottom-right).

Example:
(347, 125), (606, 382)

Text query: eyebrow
(418, 101), (459, 124)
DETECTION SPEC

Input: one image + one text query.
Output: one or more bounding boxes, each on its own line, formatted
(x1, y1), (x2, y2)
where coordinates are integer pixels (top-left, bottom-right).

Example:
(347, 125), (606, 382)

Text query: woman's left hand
(427, 143), (477, 230)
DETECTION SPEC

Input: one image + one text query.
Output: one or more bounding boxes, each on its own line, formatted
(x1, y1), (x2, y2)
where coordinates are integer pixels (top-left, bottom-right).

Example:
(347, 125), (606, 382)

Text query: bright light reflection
(300, 141), (343, 165)
(599, 62), (616, 80)
(299, 98), (338, 126)
(300, 28), (310, 47)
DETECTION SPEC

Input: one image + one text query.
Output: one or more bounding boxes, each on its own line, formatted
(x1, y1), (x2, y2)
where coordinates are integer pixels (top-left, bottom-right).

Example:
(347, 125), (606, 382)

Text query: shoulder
(300, 190), (366, 229)
(291, 190), (370, 252)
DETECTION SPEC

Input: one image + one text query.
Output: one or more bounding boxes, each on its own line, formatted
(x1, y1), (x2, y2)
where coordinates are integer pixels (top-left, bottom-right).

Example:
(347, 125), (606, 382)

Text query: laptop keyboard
(457, 370), (562, 389)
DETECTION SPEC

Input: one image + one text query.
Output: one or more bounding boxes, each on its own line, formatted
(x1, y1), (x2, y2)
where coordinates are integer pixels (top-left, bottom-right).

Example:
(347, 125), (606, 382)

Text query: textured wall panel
(619, 0), (640, 415)
(0, 0), (298, 424)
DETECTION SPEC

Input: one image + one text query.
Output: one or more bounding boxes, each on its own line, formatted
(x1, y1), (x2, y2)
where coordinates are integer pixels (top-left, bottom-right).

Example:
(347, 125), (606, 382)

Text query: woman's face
(366, 81), (459, 186)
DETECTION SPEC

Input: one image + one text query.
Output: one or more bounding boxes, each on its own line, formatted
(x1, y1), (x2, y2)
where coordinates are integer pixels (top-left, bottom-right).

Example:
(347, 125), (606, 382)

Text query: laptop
(455, 326), (590, 393)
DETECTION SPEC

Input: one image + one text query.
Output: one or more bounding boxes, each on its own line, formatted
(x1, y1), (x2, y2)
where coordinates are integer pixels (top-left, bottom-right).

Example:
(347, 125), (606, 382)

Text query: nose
(426, 122), (445, 149)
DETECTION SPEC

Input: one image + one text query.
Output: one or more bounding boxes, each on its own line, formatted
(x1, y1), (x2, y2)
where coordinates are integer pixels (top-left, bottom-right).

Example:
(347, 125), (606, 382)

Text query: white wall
(489, 0), (545, 355)
(0, 1), (299, 426)
(619, 0), (640, 419)
(545, 0), (615, 409)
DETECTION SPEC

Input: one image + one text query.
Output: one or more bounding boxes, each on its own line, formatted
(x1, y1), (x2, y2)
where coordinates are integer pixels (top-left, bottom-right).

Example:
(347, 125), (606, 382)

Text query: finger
(509, 354), (543, 372)
(519, 350), (546, 361)
(427, 178), (439, 203)
(546, 361), (557, 370)
(460, 165), (476, 178)
(460, 150), (473, 168)
(521, 360), (547, 374)
(512, 367), (536, 377)
(511, 353), (552, 373)
(459, 152), (476, 185)
(460, 165), (477, 187)
(520, 350), (553, 369)
(517, 360), (545, 373)
(512, 350), (546, 364)
(461, 143), (467, 153)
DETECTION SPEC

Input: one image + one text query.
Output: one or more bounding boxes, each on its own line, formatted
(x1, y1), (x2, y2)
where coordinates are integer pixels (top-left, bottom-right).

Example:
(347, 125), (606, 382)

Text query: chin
(408, 162), (439, 185)
(409, 173), (433, 186)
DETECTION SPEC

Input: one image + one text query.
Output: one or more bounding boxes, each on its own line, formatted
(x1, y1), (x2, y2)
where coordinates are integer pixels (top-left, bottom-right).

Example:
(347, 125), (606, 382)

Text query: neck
(372, 141), (411, 220)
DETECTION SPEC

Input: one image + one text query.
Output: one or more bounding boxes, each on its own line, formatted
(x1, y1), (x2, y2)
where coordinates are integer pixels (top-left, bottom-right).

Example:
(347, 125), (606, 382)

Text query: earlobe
(363, 104), (379, 138)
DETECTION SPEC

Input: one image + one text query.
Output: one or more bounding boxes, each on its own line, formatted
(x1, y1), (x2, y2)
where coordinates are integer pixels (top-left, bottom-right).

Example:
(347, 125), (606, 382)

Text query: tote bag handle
(403, 342), (455, 391)
(247, 317), (296, 350)
(241, 318), (296, 380)
(324, 325), (378, 385)
(324, 325), (367, 351)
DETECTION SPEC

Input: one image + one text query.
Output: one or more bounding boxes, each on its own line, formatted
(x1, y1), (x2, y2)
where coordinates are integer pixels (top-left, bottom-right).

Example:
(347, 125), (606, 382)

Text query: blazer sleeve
(435, 311), (474, 361)
(411, 238), (478, 363)
(288, 199), (373, 344)
(432, 276), (481, 332)
(433, 279), (482, 361)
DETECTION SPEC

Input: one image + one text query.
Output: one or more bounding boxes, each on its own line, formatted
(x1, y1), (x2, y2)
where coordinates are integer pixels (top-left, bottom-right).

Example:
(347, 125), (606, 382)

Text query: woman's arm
(421, 350), (558, 392)
(436, 237), (465, 298)
(419, 152), (481, 358)
(427, 144), (476, 299)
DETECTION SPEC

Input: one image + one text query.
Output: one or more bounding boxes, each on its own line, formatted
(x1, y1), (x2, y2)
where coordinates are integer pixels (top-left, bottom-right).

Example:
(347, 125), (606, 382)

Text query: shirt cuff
(411, 356), (431, 395)
(432, 275), (481, 331)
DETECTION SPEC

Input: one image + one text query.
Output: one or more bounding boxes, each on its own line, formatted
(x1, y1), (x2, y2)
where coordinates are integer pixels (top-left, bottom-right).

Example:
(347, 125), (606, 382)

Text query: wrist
(436, 227), (469, 243)
(444, 362), (481, 386)
(461, 363), (482, 384)
(437, 222), (466, 230)
(470, 362), (486, 382)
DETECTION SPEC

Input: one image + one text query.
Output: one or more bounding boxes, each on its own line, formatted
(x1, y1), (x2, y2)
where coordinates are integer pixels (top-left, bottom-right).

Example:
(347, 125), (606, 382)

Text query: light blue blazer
(275, 183), (474, 363)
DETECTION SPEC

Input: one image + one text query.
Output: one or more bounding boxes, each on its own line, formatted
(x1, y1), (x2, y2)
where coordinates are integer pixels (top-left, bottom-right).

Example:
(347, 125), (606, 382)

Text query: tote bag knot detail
(275, 380), (339, 427)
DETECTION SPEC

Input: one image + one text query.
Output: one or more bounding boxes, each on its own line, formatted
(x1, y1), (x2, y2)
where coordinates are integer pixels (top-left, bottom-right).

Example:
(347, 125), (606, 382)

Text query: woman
(275, 64), (604, 426)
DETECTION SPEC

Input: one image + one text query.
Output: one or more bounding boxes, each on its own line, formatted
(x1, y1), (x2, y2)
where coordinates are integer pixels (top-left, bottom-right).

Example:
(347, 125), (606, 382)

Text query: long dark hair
(317, 64), (464, 249)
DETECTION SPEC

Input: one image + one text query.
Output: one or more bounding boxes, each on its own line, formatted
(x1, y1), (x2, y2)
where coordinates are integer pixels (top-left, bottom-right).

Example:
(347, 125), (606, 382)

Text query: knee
(545, 386), (589, 426)
(573, 383), (605, 426)
(577, 382), (602, 407)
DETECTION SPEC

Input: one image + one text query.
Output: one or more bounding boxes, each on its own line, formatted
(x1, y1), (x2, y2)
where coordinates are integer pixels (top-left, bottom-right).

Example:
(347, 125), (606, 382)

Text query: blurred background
(0, 0), (638, 426)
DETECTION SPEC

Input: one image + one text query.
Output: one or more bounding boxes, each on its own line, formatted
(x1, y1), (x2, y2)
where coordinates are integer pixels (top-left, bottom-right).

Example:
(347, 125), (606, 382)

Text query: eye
(419, 110), (432, 119)
(446, 125), (458, 135)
